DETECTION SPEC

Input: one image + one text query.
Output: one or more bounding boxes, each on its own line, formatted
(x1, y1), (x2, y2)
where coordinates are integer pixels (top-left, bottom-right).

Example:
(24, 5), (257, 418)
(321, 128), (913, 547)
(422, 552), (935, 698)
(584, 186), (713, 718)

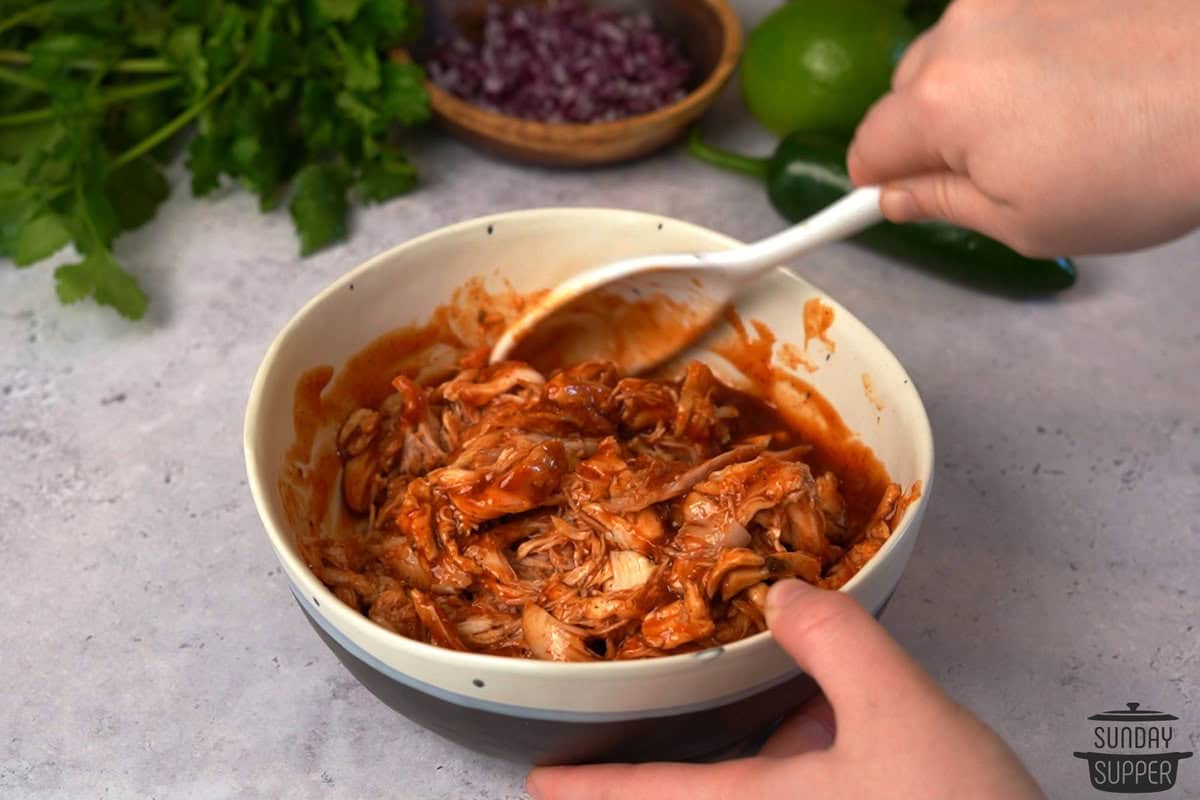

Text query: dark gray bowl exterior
(295, 591), (894, 765)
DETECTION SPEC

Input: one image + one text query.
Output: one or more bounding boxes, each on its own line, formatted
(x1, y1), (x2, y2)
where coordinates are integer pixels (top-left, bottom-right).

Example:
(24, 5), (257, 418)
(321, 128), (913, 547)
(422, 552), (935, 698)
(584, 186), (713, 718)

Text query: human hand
(848, 0), (1200, 256)
(526, 579), (1045, 800)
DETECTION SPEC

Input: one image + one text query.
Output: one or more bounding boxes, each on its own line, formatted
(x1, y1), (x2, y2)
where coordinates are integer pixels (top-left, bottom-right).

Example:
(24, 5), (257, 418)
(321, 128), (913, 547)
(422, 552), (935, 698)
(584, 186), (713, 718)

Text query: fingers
(764, 581), (949, 733)
(849, 90), (1011, 237)
(526, 758), (766, 800)
(848, 90), (952, 188)
(757, 693), (835, 758)
(880, 171), (1007, 237)
(891, 28), (935, 90)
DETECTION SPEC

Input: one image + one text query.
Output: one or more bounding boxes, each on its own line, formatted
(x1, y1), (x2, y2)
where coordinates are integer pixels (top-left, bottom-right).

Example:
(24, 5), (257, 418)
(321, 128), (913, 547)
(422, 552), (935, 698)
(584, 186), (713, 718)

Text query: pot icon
(1074, 703), (1193, 794)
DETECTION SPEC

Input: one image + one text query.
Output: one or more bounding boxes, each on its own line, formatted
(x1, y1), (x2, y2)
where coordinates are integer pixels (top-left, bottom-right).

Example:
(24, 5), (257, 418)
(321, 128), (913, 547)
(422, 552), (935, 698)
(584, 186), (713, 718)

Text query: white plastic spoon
(489, 187), (882, 374)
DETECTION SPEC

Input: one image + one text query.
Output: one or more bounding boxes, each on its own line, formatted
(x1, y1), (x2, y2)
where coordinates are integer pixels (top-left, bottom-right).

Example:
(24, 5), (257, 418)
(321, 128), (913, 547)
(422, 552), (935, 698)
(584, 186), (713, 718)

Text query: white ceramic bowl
(244, 208), (934, 764)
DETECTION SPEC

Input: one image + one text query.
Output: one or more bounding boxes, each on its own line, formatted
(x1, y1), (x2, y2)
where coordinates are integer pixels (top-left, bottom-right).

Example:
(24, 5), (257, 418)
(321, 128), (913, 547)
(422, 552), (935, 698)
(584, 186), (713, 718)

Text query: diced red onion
(427, 0), (693, 124)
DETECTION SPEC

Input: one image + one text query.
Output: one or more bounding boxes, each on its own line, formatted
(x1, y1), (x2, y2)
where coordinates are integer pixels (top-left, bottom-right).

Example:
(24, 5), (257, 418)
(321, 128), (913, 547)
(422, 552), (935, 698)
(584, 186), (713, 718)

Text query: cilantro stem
(110, 57), (174, 74)
(0, 50), (175, 74)
(326, 28), (351, 61)
(101, 75), (182, 103)
(74, 172), (104, 247)
(0, 76), (182, 128)
(0, 107), (50, 126)
(336, 92), (374, 119)
(0, 64), (45, 91)
(111, 52), (251, 170)
(0, 3), (51, 37)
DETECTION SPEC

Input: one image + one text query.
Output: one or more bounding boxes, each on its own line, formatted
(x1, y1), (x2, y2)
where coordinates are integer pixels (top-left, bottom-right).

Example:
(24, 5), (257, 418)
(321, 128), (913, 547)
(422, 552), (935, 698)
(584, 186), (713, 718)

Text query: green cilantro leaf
(0, 165), (38, 258)
(246, 5), (299, 72)
(378, 62), (430, 125)
(342, 40), (381, 92)
(356, 145), (417, 203)
(125, 2), (173, 50)
(53, 260), (93, 304)
(51, 0), (120, 19)
(205, 5), (249, 75)
(223, 85), (300, 210)
(170, 0), (218, 25)
(28, 33), (108, 70)
(289, 162), (348, 255)
(299, 80), (339, 151)
(54, 246), (148, 319)
(165, 26), (209, 95)
(56, 146), (149, 319)
(0, 126), (47, 162)
(105, 156), (169, 231)
(13, 212), (72, 265)
(2, 0), (429, 320)
(356, 0), (421, 42)
(186, 131), (223, 195)
(316, 0), (366, 23)
(66, 146), (122, 249)
(335, 90), (379, 135)
(114, 96), (172, 151)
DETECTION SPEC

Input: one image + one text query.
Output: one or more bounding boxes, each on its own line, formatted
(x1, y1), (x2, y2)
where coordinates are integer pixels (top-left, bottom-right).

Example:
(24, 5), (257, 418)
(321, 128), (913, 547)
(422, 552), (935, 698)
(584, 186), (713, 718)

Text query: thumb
(765, 580), (949, 733)
(879, 171), (1003, 235)
(527, 758), (769, 800)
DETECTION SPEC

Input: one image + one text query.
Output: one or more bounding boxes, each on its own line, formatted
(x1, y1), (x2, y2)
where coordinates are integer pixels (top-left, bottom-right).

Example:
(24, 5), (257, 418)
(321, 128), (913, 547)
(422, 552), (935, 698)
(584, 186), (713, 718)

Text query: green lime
(742, 0), (915, 135)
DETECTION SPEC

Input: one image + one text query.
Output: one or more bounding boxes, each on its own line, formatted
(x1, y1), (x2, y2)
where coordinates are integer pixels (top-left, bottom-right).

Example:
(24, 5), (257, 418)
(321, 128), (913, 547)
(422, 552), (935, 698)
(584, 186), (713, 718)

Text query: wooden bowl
(419, 0), (742, 167)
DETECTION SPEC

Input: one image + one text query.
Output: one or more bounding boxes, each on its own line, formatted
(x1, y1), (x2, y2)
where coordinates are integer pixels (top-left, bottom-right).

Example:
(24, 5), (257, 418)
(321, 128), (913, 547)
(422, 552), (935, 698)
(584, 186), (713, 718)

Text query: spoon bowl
(490, 187), (882, 373)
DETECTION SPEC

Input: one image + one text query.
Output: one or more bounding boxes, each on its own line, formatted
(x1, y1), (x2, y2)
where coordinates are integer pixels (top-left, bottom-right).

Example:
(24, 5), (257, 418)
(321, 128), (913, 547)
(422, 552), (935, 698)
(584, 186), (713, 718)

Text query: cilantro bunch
(0, 0), (430, 319)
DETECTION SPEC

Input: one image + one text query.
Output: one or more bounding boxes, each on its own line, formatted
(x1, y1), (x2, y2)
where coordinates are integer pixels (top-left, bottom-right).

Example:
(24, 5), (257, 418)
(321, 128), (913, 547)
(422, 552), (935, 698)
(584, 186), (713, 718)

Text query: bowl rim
(421, 0), (743, 135)
(244, 206), (935, 679)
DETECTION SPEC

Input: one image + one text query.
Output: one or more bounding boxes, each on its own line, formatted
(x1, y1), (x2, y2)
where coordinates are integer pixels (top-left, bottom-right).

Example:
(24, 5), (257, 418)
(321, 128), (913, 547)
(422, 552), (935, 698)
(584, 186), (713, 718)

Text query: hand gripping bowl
(244, 208), (934, 765)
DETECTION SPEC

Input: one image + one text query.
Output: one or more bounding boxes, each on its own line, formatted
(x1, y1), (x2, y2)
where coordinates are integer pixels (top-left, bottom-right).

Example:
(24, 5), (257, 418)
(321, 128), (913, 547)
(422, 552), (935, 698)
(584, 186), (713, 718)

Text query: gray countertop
(3, 3), (1198, 796)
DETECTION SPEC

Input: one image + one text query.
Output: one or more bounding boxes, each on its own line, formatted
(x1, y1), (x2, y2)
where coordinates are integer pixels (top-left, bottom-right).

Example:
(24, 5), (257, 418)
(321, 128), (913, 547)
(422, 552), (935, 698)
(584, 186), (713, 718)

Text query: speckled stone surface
(3, 3), (1199, 796)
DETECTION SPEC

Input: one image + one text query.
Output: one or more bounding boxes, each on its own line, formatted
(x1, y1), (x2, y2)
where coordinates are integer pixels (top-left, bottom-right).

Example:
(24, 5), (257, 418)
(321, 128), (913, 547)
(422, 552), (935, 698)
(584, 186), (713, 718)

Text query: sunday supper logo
(1074, 702), (1194, 794)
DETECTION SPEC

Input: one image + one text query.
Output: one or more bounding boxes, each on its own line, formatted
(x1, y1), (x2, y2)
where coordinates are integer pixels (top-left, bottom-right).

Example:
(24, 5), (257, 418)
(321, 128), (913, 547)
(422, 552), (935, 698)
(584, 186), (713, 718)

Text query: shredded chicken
(304, 359), (902, 661)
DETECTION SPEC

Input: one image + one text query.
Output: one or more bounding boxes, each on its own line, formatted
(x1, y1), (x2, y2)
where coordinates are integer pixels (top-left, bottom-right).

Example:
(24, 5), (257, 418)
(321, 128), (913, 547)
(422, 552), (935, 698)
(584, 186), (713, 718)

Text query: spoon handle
(714, 186), (883, 273)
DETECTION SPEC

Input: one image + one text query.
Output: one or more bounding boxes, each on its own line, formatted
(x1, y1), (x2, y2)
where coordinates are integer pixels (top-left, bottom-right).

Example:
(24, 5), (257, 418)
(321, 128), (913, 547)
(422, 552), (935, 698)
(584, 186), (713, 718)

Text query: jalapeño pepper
(689, 131), (1076, 295)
